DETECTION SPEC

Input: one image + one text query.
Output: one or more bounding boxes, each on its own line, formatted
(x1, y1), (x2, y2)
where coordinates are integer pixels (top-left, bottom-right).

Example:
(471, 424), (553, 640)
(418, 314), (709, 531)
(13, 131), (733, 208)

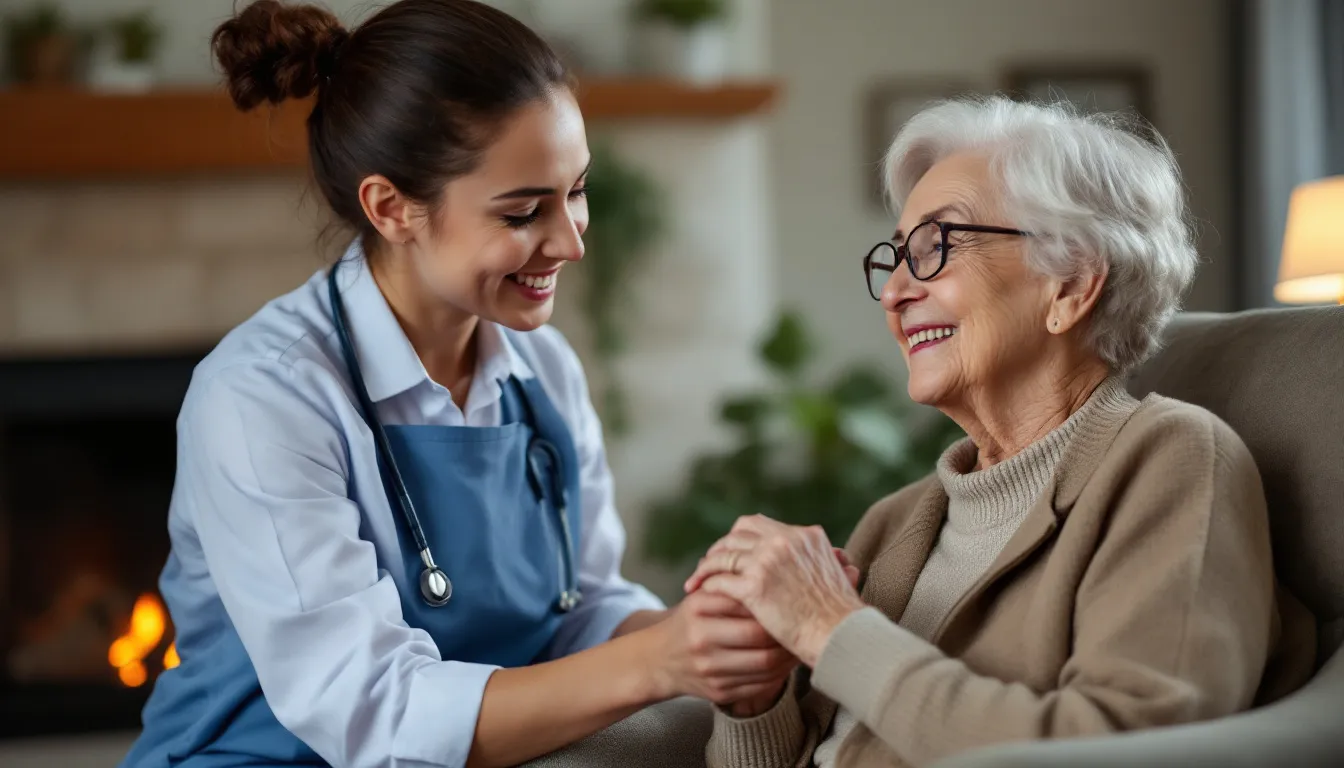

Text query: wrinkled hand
(684, 515), (866, 667)
(648, 589), (797, 707)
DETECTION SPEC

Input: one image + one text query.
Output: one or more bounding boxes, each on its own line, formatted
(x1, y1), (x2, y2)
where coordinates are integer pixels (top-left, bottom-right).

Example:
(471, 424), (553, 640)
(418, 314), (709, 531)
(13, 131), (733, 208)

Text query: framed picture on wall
(1002, 64), (1154, 129)
(864, 80), (977, 210)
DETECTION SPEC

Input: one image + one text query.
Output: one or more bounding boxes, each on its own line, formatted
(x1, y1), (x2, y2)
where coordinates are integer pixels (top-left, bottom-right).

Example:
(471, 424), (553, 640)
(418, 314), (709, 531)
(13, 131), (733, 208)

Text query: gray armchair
(935, 306), (1344, 768)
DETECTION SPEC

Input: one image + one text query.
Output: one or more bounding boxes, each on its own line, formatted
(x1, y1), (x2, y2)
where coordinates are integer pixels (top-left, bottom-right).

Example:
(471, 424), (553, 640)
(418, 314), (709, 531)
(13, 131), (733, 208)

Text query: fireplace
(0, 350), (207, 739)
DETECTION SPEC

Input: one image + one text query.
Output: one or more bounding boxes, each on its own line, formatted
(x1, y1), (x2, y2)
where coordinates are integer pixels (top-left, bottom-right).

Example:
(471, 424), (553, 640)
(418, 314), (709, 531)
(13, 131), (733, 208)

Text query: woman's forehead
(898, 154), (996, 233)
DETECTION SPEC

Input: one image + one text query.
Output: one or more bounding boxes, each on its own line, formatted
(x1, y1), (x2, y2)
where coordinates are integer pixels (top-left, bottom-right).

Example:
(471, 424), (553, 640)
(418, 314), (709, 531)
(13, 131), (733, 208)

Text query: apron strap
(500, 329), (584, 608)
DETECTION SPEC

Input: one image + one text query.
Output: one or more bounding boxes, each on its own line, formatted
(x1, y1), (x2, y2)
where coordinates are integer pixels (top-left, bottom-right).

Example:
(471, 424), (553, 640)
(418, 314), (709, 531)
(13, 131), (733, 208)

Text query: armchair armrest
(931, 647), (1344, 768)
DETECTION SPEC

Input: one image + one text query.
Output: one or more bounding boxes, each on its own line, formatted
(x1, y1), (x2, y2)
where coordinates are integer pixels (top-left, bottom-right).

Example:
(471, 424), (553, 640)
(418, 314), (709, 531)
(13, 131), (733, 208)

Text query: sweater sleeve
(706, 672), (826, 768)
(810, 409), (1279, 767)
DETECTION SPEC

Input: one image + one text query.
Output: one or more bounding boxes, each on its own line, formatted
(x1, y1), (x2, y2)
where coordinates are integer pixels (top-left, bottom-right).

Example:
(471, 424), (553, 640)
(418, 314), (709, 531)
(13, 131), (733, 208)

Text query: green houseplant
(90, 10), (162, 92)
(643, 310), (965, 567)
(108, 10), (161, 65)
(3, 3), (76, 84)
(581, 140), (666, 435)
(634, 0), (729, 28)
(631, 0), (730, 85)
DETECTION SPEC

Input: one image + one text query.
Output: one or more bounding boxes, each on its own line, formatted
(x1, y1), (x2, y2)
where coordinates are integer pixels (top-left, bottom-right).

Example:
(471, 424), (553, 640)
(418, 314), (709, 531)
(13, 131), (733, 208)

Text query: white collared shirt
(165, 245), (662, 768)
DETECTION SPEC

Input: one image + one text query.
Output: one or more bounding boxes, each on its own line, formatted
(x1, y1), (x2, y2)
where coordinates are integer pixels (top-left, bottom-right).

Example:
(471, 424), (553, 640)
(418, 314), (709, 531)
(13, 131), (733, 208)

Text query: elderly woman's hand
(684, 516), (866, 667)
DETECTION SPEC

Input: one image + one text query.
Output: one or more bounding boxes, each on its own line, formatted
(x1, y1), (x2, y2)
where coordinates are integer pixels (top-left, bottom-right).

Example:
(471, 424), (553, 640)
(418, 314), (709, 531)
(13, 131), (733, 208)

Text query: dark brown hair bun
(210, 0), (569, 255)
(212, 0), (349, 110)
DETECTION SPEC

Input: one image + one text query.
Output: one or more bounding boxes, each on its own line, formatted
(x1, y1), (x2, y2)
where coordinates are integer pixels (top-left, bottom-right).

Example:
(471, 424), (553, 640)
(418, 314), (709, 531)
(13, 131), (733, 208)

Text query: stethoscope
(328, 262), (582, 612)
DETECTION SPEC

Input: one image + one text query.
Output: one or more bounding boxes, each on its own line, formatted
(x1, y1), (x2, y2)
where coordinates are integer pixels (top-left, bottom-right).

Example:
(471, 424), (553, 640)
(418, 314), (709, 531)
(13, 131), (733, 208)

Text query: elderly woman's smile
(902, 324), (957, 353)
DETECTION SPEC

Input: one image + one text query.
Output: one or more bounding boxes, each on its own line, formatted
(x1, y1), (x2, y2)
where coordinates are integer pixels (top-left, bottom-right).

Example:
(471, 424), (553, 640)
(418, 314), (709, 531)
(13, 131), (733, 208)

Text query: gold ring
(726, 550), (740, 573)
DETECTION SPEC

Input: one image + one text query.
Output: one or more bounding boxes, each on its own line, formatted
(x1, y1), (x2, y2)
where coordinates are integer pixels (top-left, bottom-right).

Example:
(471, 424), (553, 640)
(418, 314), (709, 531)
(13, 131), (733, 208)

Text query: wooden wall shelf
(0, 79), (778, 179)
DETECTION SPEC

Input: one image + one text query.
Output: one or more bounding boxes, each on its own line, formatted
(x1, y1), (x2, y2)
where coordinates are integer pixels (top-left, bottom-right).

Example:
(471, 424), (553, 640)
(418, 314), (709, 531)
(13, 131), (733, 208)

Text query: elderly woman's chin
(903, 348), (966, 408)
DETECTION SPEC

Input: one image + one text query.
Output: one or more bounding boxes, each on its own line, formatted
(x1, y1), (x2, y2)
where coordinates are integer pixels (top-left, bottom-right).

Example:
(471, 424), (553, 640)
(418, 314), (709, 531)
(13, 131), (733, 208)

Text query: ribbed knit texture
(707, 674), (808, 767)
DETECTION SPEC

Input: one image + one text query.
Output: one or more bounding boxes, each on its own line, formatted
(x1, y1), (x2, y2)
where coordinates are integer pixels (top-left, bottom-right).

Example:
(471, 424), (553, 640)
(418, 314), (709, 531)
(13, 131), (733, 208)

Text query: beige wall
(768, 0), (1235, 378)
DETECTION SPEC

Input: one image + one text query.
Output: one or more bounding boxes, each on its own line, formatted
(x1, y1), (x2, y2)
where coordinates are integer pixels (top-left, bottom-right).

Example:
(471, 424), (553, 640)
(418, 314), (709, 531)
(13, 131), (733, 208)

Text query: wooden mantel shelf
(0, 79), (779, 179)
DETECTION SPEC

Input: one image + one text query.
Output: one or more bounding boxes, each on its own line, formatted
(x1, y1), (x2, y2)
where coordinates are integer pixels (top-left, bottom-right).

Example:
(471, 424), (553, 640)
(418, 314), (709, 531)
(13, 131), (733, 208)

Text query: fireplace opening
(0, 351), (206, 739)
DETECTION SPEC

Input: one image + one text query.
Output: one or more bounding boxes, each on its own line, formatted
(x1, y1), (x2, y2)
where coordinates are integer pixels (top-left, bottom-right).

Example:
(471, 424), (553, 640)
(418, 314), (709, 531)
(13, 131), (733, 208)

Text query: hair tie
(319, 27), (351, 86)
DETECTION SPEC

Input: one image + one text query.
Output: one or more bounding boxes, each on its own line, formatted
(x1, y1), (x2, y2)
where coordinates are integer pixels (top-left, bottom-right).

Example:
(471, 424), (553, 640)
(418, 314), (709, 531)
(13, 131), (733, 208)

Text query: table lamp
(1275, 175), (1344, 305)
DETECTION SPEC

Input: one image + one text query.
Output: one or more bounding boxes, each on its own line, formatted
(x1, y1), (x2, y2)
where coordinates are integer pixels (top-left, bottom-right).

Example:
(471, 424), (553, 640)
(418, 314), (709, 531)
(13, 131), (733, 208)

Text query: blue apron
(120, 327), (582, 764)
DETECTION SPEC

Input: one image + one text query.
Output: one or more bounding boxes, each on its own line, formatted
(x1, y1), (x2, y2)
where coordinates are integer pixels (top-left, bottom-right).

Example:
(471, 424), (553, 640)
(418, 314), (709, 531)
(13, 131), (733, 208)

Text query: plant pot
(89, 59), (156, 93)
(632, 21), (727, 85)
(19, 34), (76, 85)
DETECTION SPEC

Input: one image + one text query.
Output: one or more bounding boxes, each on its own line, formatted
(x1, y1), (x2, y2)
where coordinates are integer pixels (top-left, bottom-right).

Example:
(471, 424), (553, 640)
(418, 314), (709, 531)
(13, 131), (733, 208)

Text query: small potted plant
(3, 3), (78, 85)
(630, 0), (729, 85)
(89, 9), (162, 92)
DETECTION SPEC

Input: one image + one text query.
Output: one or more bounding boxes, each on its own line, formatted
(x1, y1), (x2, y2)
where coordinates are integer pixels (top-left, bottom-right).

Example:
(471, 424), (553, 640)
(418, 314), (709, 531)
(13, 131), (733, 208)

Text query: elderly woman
(683, 96), (1315, 768)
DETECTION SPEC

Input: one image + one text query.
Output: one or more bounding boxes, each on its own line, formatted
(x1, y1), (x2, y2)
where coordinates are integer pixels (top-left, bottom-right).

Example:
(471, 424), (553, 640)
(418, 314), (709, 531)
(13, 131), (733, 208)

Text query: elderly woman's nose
(881, 264), (924, 311)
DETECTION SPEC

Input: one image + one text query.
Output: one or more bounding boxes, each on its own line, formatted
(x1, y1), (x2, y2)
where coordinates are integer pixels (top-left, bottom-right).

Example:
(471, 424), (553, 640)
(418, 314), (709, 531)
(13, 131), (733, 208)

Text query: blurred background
(0, 0), (1340, 763)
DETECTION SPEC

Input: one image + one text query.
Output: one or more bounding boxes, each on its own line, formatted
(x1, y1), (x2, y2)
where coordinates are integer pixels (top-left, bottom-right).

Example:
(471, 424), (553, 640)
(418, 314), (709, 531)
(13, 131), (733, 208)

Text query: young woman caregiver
(118, 2), (802, 766)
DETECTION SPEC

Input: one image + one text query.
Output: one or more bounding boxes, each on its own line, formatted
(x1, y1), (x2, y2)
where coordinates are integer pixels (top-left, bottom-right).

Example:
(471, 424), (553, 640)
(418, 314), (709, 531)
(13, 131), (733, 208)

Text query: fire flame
(108, 593), (177, 687)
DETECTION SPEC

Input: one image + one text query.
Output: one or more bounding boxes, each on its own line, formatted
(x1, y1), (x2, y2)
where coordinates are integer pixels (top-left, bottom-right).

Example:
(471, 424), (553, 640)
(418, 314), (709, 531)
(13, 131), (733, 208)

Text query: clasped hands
(650, 515), (866, 716)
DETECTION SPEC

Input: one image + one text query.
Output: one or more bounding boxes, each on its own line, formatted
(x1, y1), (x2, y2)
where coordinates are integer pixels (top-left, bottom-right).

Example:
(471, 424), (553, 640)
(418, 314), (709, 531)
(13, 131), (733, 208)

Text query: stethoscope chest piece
(418, 548), (452, 607)
(557, 590), (581, 613)
(420, 566), (452, 607)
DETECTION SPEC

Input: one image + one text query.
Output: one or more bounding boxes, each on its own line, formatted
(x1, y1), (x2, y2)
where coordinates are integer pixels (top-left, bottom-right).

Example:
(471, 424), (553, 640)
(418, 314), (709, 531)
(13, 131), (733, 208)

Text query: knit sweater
(811, 380), (1129, 766)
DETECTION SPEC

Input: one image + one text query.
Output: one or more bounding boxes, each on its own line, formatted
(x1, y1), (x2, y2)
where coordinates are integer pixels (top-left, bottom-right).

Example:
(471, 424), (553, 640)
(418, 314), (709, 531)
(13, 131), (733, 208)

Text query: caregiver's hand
(647, 589), (796, 706)
(684, 515), (866, 668)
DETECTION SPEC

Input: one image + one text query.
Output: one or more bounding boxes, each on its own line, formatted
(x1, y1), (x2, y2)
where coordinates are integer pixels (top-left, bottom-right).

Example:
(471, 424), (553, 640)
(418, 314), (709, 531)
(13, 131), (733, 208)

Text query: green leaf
(719, 395), (770, 430)
(837, 406), (908, 465)
(787, 391), (835, 435)
(830, 367), (891, 406)
(759, 311), (810, 377)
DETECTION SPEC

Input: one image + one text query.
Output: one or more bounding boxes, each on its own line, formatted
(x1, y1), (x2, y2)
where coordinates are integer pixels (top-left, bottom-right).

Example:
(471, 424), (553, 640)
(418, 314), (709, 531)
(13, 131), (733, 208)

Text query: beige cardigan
(707, 391), (1317, 768)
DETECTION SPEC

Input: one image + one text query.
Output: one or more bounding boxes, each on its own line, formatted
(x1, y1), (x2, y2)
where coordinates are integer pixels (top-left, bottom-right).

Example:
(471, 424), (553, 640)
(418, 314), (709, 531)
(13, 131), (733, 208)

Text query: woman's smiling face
(406, 89), (591, 332)
(880, 151), (1054, 408)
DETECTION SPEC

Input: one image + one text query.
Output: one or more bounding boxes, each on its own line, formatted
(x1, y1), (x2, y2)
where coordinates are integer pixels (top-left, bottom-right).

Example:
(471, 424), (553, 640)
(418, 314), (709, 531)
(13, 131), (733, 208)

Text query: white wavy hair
(883, 95), (1198, 374)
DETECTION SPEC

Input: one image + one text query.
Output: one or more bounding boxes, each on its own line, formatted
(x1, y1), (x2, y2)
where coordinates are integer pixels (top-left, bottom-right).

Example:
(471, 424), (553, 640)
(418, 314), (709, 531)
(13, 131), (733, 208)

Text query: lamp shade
(1276, 175), (1344, 304)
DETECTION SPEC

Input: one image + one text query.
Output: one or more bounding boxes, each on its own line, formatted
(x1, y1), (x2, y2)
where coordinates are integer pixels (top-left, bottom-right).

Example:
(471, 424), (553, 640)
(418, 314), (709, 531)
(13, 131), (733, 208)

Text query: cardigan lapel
(928, 391), (1149, 645)
(862, 482), (947, 622)
(930, 483), (1061, 644)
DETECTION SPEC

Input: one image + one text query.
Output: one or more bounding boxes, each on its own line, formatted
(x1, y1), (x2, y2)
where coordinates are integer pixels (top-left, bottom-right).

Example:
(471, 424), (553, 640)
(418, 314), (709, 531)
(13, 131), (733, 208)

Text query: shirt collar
(331, 240), (536, 405)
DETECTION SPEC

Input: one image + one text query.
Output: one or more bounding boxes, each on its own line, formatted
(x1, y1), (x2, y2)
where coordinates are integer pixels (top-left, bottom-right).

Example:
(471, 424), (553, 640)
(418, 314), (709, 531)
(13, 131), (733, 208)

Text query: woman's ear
(1046, 262), (1107, 335)
(358, 175), (422, 245)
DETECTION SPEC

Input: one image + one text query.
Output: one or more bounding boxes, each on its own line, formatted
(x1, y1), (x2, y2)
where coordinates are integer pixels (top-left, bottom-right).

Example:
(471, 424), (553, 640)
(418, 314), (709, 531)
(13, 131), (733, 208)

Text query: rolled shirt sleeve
(181, 359), (495, 768)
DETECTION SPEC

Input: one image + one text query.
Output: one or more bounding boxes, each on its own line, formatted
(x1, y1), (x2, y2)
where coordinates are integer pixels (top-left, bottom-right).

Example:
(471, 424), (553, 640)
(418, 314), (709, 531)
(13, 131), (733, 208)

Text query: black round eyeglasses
(862, 220), (1031, 301)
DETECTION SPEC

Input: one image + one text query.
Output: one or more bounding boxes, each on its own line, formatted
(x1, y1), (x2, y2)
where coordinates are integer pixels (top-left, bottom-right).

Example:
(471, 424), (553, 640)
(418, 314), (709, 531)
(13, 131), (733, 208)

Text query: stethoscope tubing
(329, 261), (433, 555)
(327, 261), (581, 611)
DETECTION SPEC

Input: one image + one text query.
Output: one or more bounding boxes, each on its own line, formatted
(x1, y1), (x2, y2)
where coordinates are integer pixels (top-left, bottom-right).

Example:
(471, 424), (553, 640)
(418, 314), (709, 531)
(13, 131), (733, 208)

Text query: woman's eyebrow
(492, 159), (594, 201)
(892, 203), (967, 241)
